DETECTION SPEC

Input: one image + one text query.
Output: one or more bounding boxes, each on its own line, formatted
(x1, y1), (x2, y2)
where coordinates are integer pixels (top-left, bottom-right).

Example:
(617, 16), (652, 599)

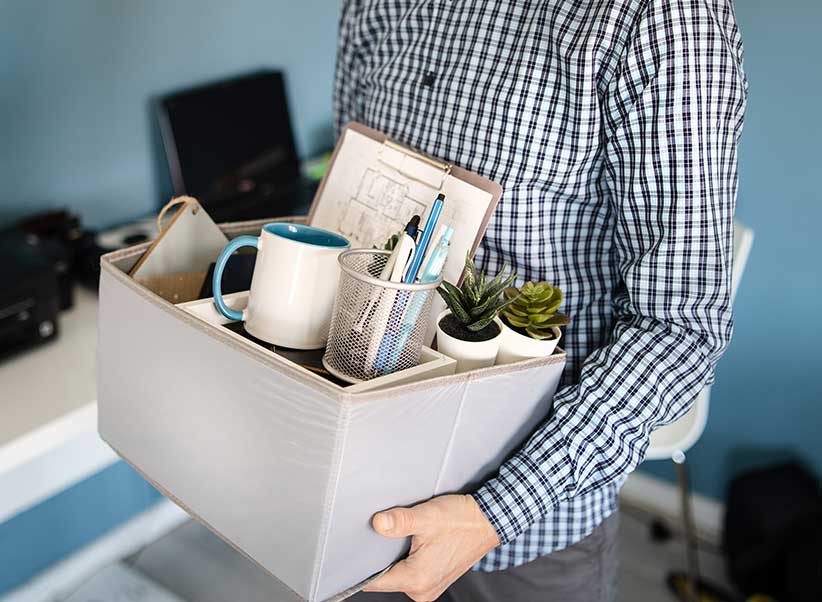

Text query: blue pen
(417, 225), (453, 285)
(402, 193), (445, 283)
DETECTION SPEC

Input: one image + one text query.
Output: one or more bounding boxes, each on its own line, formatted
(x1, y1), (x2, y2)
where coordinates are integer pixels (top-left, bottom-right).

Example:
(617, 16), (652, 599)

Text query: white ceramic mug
(213, 223), (350, 349)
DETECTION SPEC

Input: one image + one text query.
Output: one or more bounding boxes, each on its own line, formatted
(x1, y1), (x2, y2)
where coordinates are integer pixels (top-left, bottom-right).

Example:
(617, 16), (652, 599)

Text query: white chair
(644, 221), (754, 601)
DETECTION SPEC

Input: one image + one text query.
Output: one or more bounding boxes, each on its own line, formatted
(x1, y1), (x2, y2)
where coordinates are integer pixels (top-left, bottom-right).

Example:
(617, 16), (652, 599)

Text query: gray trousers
(353, 511), (619, 602)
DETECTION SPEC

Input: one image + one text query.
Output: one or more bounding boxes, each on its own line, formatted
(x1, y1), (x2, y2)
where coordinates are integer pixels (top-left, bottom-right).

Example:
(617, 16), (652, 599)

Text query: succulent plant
(501, 281), (571, 340)
(437, 253), (517, 333)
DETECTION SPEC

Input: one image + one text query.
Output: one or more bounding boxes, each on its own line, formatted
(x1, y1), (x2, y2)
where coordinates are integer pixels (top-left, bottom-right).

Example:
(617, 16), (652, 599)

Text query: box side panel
(97, 269), (338, 599)
(348, 350), (566, 404)
(435, 359), (565, 494)
(313, 382), (466, 601)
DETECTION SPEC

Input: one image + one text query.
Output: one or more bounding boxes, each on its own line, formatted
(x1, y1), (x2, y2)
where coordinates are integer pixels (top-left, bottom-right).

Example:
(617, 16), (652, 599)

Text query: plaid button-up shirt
(334, 0), (747, 571)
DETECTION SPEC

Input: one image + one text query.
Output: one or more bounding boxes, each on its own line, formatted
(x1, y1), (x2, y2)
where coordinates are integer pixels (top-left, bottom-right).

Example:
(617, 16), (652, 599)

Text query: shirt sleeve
(473, 0), (748, 545)
(333, 0), (362, 140)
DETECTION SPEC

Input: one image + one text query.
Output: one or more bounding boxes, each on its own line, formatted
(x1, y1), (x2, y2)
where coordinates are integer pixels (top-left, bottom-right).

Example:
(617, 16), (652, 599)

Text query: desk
(0, 287), (117, 523)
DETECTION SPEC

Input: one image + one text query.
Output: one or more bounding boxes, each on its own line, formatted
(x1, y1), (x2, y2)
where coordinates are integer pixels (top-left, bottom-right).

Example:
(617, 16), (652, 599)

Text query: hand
(363, 494), (500, 601)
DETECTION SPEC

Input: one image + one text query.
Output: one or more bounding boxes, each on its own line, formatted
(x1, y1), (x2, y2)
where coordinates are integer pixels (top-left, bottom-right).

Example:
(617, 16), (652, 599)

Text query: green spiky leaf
(469, 292), (495, 317)
(487, 270), (518, 302)
(477, 270), (487, 298)
(437, 281), (472, 324)
(467, 315), (495, 332)
(482, 268), (509, 302)
(481, 266), (514, 302)
(463, 251), (477, 289)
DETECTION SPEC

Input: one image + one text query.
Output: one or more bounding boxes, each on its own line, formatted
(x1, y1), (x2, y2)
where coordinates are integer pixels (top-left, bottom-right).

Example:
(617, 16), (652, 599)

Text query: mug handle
(213, 235), (259, 322)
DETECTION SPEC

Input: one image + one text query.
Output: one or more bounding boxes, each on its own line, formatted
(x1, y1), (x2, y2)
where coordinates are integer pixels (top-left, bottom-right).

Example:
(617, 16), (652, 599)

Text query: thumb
(372, 506), (422, 538)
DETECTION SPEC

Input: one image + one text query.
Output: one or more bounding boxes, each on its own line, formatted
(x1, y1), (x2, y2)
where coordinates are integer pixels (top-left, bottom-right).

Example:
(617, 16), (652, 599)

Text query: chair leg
(673, 451), (700, 602)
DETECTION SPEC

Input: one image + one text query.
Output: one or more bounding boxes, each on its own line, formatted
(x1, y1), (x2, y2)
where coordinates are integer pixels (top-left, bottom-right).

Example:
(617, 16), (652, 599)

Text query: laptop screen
(159, 71), (302, 210)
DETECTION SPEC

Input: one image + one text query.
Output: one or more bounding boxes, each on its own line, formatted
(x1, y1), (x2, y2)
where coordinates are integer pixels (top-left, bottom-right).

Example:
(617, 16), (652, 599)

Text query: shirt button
(421, 72), (436, 87)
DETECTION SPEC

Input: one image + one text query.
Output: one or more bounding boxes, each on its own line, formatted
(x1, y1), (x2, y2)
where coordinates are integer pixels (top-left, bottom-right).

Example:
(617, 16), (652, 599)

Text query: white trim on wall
(620, 471), (724, 546)
(0, 403), (118, 524)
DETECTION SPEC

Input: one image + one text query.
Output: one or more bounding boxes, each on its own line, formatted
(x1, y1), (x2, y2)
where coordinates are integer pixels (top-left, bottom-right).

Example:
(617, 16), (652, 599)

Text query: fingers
(372, 506), (420, 538)
(363, 559), (443, 600)
(364, 496), (493, 601)
(362, 560), (419, 593)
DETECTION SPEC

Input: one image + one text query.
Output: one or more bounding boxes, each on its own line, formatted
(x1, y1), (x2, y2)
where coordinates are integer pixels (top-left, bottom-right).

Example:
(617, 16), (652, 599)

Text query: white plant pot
(496, 321), (561, 365)
(435, 310), (502, 373)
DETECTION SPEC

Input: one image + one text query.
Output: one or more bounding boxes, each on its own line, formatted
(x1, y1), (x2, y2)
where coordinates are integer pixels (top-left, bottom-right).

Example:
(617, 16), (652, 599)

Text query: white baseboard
(3, 499), (188, 602)
(0, 403), (119, 524)
(620, 471), (724, 546)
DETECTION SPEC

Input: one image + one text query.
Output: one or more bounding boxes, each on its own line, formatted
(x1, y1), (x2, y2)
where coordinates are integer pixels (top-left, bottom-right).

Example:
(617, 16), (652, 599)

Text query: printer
(0, 228), (60, 359)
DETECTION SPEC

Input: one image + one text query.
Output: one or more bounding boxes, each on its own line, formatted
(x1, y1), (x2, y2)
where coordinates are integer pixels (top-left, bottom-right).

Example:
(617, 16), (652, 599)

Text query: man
(335, 0), (747, 600)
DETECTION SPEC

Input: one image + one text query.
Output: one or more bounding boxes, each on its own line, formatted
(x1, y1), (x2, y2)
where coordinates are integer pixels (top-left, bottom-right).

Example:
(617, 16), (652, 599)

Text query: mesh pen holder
(322, 249), (442, 383)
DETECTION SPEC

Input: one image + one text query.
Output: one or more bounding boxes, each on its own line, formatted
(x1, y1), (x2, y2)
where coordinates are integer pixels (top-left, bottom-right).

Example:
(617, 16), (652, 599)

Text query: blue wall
(0, 0), (339, 229)
(641, 0), (822, 498)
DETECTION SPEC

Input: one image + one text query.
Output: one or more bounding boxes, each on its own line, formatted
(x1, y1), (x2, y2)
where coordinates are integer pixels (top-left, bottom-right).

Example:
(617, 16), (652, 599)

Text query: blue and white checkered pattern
(334, 0), (747, 571)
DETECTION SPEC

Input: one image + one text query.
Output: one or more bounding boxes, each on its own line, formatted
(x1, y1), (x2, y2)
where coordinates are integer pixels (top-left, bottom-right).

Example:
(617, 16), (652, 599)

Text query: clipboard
(306, 122), (503, 291)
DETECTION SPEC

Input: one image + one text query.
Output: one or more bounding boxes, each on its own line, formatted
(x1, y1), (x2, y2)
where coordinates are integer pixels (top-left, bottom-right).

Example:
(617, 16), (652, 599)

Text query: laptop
(157, 70), (315, 222)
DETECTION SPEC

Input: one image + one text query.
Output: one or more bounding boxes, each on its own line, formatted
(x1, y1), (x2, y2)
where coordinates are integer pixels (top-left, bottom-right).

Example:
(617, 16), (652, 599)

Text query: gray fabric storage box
(98, 219), (565, 602)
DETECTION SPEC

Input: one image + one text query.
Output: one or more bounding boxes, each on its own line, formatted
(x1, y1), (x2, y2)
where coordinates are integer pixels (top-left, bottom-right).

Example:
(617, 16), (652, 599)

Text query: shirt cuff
(471, 449), (560, 545)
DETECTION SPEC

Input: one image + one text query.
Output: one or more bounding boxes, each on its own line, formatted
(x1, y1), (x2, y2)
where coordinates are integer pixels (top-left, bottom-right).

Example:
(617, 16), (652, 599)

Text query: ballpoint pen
(353, 217), (419, 333)
(390, 215), (419, 282)
(403, 193), (444, 283)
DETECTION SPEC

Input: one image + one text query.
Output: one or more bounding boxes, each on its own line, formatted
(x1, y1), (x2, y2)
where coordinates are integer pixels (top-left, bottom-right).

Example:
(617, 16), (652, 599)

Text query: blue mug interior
(264, 223), (349, 248)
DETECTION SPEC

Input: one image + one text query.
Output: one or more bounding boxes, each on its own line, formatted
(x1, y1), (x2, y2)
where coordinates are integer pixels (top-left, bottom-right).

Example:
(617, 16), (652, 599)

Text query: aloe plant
(437, 253), (517, 334)
(501, 281), (571, 340)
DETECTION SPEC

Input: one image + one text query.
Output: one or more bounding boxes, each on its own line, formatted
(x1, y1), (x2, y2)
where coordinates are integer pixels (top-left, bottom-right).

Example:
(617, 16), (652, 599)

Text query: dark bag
(723, 462), (822, 601)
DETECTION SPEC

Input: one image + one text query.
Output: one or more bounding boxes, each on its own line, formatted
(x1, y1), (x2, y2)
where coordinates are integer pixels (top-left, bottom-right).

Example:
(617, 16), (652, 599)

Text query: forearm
(474, 313), (720, 543)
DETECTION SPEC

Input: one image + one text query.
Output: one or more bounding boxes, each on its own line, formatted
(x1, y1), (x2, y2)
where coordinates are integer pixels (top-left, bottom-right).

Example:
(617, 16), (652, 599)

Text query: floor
(617, 507), (738, 601)
(121, 505), (739, 602)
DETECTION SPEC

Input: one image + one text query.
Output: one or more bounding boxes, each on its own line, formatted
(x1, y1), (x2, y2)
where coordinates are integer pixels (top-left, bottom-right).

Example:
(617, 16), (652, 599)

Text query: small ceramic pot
(495, 320), (561, 365)
(435, 311), (502, 373)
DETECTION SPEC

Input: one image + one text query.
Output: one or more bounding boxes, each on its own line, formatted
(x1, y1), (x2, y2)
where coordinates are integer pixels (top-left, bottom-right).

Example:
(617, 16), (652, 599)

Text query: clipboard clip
(378, 139), (453, 190)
